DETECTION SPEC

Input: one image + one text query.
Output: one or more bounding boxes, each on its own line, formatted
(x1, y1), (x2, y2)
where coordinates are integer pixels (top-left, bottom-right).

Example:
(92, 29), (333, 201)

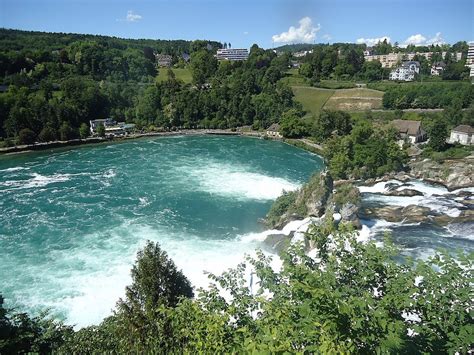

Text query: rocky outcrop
(409, 156), (474, 190)
(362, 205), (431, 223)
(384, 188), (423, 197)
(297, 173), (333, 217)
(265, 172), (335, 229)
(262, 233), (293, 254)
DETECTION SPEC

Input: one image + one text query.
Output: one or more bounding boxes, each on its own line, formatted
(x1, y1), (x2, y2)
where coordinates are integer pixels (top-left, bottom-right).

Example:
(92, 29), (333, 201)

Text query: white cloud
(126, 10), (142, 22)
(243, 31), (249, 35)
(272, 17), (321, 44)
(118, 10), (142, 22)
(403, 32), (444, 46)
(426, 32), (444, 45)
(404, 34), (427, 45)
(356, 36), (391, 46)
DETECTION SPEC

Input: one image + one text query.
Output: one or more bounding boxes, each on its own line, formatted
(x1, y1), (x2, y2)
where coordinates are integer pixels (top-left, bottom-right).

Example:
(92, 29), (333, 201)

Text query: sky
(0, 0), (473, 48)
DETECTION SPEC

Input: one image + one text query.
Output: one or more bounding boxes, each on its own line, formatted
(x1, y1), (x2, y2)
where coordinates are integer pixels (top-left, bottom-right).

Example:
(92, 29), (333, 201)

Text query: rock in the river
(362, 204), (431, 223)
(409, 155), (474, 190)
(340, 202), (361, 228)
(384, 188), (423, 197)
(263, 232), (293, 253)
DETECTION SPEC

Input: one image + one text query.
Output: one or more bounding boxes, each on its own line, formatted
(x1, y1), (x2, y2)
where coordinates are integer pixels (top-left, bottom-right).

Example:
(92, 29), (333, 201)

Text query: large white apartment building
(365, 53), (402, 68)
(389, 61), (420, 81)
(216, 48), (249, 61)
(467, 42), (474, 81)
(365, 51), (463, 69)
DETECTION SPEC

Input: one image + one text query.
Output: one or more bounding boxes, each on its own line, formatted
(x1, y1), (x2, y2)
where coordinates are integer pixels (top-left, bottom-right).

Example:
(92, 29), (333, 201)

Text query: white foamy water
(0, 173), (71, 190)
(182, 161), (300, 201)
(19, 223), (269, 329)
(359, 179), (465, 217)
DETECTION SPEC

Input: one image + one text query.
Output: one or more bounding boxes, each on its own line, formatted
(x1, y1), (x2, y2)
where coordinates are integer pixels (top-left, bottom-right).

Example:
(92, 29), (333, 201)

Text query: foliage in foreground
(2, 226), (473, 353)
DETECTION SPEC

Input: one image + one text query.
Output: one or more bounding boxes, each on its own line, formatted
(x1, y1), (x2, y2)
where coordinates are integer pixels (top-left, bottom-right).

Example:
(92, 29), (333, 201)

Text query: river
(0, 135), (323, 327)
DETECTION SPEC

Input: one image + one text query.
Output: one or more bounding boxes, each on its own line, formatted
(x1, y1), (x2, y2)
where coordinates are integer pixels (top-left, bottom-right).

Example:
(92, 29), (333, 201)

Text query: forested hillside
(0, 29), (300, 145)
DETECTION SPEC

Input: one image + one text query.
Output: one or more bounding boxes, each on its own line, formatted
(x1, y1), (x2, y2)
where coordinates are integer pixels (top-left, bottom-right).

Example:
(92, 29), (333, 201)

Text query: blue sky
(1, 0), (472, 48)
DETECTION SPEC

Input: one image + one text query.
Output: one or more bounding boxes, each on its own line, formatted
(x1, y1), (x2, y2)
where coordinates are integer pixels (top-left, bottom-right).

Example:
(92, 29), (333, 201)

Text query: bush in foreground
(2, 227), (472, 353)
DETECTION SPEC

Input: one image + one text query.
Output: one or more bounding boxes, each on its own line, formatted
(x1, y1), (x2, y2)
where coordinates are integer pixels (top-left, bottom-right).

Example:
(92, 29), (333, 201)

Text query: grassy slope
(156, 68), (192, 84)
(324, 88), (384, 111)
(292, 87), (335, 117)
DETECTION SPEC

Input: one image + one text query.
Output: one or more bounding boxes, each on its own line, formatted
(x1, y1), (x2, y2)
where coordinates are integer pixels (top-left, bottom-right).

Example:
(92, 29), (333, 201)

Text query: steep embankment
(265, 172), (361, 230)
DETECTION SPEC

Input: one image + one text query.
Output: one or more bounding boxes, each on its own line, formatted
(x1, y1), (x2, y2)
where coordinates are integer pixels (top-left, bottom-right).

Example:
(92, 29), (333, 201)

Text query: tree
(79, 123), (89, 139)
(118, 241), (193, 314)
(190, 50), (218, 86)
(279, 109), (309, 138)
(97, 124), (106, 137)
(38, 126), (57, 142)
(58, 121), (74, 141)
(313, 110), (352, 141)
(428, 118), (448, 151)
(17, 128), (36, 145)
(0, 294), (72, 353)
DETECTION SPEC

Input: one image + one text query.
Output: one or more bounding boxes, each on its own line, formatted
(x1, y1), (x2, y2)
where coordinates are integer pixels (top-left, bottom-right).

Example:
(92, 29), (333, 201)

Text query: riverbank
(0, 129), (253, 155)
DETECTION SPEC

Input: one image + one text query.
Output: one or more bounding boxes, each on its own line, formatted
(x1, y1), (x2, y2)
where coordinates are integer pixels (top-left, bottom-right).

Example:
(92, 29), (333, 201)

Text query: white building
(364, 53), (402, 68)
(392, 119), (427, 144)
(467, 41), (474, 82)
(89, 118), (135, 136)
(266, 123), (282, 138)
(155, 54), (172, 67)
(448, 125), (473, 145)
(430, 62), (446, 76)
(389, 61), (420, 81)
(216, 48), (249, 61)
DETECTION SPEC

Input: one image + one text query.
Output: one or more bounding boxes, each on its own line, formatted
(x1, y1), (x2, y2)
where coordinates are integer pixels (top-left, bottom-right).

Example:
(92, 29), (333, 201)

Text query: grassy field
(292, 87), (335, 117)
(156, 68), (192, 84)
(280, 69), (310, 86)
(324, 88), (384, 111)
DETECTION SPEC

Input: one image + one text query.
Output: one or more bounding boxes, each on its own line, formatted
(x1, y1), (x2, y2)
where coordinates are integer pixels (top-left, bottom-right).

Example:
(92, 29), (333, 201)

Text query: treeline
(277, 39), (469, 56)
(0, 28), (297, 145)
(381, 82), (474, 109)
(295, 41), (470, 83)
(1, 227), (472, 353)
(134, 46), (296, 130)
(277, 109), (408, 179)
(0, 28), (220, 56)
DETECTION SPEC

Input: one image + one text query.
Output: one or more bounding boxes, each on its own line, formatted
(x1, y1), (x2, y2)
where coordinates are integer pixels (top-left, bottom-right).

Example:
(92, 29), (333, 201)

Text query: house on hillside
(155, 54), (173, 67)
(448, 125), (473, 145)
(266, 123), (282, 138)
(430, 62), (446, 76)
(392, 119), (427, 144)
(182, 53), (190, 62)
(389, 61), (420, 81)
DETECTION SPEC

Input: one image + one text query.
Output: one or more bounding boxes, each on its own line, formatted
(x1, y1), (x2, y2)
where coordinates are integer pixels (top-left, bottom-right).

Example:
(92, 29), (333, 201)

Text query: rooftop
(452, 125), (474, 134)
(392, 119), (422, 136)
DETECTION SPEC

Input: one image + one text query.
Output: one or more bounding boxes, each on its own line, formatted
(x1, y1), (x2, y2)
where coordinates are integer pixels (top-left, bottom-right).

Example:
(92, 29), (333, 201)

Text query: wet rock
(263, 232), (294, 254)
(409, 156), (474, 190)
(361, 204), (431, 223)
(401, 205), (432, 223)
(384, 188), (423, 197)
(340, 202), (361, 228)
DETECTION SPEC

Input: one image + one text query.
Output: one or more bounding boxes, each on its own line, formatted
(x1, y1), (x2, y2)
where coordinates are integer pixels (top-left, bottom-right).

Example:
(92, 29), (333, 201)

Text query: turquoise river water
(0, 136), (324, 327)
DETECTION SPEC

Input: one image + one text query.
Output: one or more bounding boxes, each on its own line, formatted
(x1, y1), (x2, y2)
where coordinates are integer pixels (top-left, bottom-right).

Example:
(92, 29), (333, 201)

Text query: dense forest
(1, 223), (472, 353)
(0, 29), (301, 145)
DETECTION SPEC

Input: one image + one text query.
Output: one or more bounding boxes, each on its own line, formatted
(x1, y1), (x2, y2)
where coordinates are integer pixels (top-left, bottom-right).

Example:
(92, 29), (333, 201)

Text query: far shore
(0, 129), (269, 155)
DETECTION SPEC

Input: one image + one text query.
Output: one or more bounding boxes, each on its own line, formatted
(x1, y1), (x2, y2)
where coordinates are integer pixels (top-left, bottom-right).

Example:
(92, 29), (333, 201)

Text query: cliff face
(408, 155), (474, 190)
(265, 172), (361, 229)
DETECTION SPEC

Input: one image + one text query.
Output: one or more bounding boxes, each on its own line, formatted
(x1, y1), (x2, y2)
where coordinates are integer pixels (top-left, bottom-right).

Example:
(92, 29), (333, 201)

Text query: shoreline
(0, 129), (261, 156)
